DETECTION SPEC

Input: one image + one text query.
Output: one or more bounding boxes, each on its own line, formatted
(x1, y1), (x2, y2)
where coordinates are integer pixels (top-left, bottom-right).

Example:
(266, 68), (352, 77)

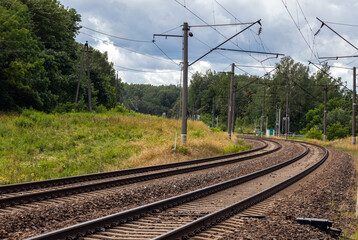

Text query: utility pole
(285, 75), (289, 140)
(323, 85), (327, 142)
(278, 107), (281, 137)
(75, 41), (92, 112)
(353, 67), (356, 144)
(74, 43), (86, 111)
(260, 85), (266, 137)
(115, 71), (118, 107)
(228, 63), (234, 140)
(86, 42), (92, 112)
(181, 22), (189, 145)
(231, 85), (236, 135)
(212, 97), (215, 128)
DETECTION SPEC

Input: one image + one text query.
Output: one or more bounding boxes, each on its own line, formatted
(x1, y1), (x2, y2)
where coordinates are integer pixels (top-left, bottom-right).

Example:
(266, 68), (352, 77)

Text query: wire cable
(174, 0), (263, 64)
(152, 41), (180, 66)
(281, 0), (320, 62)
(79, 31), (179, 66)
(114, 64), (180, 73)
(81, 25), (152, 43)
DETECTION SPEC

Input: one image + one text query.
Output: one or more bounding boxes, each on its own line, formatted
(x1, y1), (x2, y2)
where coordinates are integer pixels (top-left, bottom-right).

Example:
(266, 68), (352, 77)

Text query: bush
(210, 127), (222, 132)
(189, 130), (204, 138)
(222, 144), (252, 154)
(327, 122), (349, 141)
(53, 102), (74, 113)
(305, 127), (323, 140)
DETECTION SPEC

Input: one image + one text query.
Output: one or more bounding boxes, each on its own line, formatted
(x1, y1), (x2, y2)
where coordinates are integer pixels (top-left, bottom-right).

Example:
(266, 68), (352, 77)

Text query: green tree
(0, 0), (49, 110)
(327, 122), (349, 140)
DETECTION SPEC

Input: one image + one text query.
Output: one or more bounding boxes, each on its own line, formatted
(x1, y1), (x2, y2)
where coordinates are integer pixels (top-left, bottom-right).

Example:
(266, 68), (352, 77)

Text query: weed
(0, 110), (252, 184)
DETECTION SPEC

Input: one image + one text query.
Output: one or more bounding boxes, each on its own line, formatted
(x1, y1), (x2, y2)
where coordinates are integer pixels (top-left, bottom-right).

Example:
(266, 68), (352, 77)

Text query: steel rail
(154, 141), (328, 239)
(26, 140), (308, 240)
(0, 138), (267, 195)
(0, 139), (280, 208)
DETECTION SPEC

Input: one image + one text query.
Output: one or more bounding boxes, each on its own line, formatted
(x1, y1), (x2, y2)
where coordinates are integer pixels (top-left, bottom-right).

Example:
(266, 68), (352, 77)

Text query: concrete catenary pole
(231, 85), (236, 135)
(285, 76), (289, 140)
(181, 22), (189, 145)
(278, 107), (281, 137)
(74, 43), (86, 111)
(323, 85), (327, 142)
(212, 97), (215, 128)
(353, 67), (356, 144)
(228, 63), (234, 140)
(85, 41), (92, 112)
(261, 86), (266, 137)
(115, 71), (118, 107)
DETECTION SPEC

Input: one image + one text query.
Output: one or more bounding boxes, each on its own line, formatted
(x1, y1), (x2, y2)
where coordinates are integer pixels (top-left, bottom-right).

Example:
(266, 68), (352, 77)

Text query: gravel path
(0, 140), (306, 239)
(220, 146), (356, 239)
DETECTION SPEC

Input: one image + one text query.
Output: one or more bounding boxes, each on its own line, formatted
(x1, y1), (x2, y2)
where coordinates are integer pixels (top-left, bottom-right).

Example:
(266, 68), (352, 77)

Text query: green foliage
(121, 83), (179, 117)
(210, 127), (222, 132)
(327, 122), (349, 141)
(174, 145), (190, 155)
(222, 143), (252, 154)
(305, 127), (323, 140)
(189, 130), (204, 138)
(0, 0), (119, 112)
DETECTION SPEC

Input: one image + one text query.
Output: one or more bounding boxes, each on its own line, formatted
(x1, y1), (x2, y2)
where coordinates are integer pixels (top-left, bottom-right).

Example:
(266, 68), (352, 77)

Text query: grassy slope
(0, 110), (251, 184)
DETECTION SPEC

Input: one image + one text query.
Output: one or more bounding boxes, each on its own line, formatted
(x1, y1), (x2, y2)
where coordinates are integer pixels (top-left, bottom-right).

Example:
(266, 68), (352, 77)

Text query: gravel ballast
(2, 140), (353, 239)
(220, 146), (356, 239)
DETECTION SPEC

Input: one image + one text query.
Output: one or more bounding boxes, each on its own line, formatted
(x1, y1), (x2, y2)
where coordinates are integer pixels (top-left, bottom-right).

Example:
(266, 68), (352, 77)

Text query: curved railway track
(26, 140), (328, 240)
(0, 138), (279, 210)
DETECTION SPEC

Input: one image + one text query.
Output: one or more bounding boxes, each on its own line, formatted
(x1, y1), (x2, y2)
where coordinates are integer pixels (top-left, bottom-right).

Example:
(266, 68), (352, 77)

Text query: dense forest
(0, 0), (116, 112)
(1, 0), (354, 140)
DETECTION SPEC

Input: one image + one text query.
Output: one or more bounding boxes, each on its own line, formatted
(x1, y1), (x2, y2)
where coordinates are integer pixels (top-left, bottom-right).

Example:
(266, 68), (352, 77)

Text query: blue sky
(60, 0), (358, 87)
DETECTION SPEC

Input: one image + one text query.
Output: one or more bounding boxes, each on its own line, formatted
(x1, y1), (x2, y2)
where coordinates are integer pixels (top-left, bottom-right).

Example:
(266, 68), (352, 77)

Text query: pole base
(353, 136), (356, 145)
(324, 135), (327, 142)
(181, 134), (187, 145)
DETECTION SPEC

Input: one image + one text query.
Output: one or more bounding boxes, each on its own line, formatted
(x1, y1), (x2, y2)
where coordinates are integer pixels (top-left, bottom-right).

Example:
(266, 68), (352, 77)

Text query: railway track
(0, 138), (279, 210)
(26, 140), (328, 240)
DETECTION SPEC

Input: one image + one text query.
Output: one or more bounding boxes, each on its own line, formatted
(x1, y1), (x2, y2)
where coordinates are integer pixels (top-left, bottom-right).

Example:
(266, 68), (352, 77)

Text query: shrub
(189, 130), (204, 138)
(305, 127), (323, 140)
(327, 122), (349, 141)
(222, 143), (252, 154)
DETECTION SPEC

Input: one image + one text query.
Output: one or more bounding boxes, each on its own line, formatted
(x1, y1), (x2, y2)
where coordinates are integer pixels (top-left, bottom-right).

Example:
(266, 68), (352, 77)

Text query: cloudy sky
(60, 0), (358, 88)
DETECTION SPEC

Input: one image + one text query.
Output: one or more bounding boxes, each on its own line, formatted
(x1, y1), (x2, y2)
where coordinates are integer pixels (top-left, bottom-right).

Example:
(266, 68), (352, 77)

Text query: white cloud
(59, 0), (358, 88)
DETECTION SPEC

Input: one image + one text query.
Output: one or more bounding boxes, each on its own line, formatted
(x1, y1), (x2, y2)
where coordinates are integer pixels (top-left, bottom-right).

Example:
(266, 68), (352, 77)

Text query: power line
(316, 17), (358, 51)
(308, 61), (351, 92)
(281, 0), (320, 61)
(324, 21), (358, 28)
(291, 79), (321, 102)
(190, 22), (257, 28)
(81, 25), (152, 43)
(309, 62), (353, 70)
(160, 25), (182, 34)
(189, 20), (261, 66)
(79, 31), (179, 66)
(114, 64), (180, 73)
(152, 41), (180, 66)
(174, 0), (263, 64)
(214, 0), (275, 66)
(295, 0), (319, 60)
(192, 36), (253, 75)
(217, 48), (284, 57)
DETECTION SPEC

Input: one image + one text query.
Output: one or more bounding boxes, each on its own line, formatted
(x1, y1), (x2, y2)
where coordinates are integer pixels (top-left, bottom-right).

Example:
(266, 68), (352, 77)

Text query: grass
(277, 136), (358, 238)
(0, 109), (252, 184)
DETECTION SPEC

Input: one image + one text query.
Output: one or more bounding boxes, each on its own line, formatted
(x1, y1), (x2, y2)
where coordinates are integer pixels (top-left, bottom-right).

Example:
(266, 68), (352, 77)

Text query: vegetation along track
(0, 138), (279, 210)
(26, 140), (328, 240)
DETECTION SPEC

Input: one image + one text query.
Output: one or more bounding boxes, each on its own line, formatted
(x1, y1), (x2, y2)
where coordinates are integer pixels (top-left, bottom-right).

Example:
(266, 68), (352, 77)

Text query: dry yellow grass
(109, 117), (242, 170)
(0, 110), (250, 183)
